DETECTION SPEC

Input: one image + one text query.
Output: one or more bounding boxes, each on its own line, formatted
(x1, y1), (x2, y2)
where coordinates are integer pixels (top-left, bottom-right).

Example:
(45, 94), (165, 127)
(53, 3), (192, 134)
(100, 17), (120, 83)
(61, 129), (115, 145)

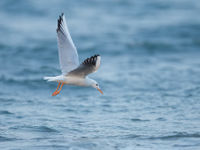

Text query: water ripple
(10, 125), (59, 133)
(0, 136), (18, 142)
(130, 118), (150, 122)
(0, 110), (14, 115)
(148, 132), (200, 140)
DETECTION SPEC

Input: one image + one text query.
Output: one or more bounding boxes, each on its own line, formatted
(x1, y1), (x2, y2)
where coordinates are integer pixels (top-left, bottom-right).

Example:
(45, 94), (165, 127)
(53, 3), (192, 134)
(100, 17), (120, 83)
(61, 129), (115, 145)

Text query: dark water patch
(64, 108), (75, 112)
(0, 98), (16, 104)
(10, 125), (59, 133)
(0, 110), (14, 115)
(29, 126), (59, 133)
(71, 128), (83, 133)
(0, 43), (10, 50)
(131, 118), (150, 122)
(173, 143), (200, 148)
(121, 134), (141, 139)
(81, 109), (92, 114)
(193, 39), (200, 47)
(101, 104), (111, 108)
(156, 117), (166, 121)
(148, 132), (200, 140)
(72, 142), (98, 149)
(16, 115), (24, 119)
(106, 134), (140, 140)
(0, 136), (18, 142)
(32, 145), (69, 149)
(136, 41), (174, 52)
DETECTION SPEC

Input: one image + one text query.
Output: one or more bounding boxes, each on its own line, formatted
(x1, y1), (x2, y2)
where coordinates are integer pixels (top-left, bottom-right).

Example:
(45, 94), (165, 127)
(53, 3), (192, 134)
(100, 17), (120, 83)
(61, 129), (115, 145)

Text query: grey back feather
(67, 54), (101, 78)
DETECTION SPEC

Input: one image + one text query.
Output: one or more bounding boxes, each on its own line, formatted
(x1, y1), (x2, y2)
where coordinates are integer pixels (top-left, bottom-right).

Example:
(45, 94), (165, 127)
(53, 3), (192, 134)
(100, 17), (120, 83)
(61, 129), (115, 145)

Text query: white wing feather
(57, 13), (79, 75)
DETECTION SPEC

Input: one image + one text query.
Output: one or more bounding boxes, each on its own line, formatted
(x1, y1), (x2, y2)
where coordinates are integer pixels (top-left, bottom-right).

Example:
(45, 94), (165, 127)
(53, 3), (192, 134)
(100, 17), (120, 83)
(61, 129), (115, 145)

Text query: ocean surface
(0, 0), (200, 149)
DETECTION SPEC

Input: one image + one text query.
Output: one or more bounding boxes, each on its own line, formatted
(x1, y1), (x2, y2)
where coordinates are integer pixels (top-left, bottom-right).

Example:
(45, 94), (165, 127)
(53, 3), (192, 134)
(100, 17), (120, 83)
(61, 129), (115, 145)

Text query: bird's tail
(43, 76), (57, 82)
(43, 76), (65, 82)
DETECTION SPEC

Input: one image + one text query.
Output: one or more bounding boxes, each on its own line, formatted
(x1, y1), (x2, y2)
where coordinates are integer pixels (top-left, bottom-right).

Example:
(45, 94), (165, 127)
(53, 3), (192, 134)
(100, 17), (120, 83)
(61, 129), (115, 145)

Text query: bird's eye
(96, 84), (98, 86)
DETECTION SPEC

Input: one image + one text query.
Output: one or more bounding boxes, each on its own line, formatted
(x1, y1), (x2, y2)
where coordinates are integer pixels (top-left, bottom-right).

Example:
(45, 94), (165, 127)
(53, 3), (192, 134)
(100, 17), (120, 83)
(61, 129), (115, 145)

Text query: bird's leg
(55, 82), (61, 91)
(57, 83), (64, 93)
(52, 82), (61, 96)
(52, 83), (64, 96)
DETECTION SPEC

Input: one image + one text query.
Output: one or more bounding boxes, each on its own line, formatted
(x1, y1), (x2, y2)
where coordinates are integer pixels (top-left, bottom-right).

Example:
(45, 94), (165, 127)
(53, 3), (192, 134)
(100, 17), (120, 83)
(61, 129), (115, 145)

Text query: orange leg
(52, 83), (60, 96)
(56, 83), (61, 91)
(52, 83), (64, 96)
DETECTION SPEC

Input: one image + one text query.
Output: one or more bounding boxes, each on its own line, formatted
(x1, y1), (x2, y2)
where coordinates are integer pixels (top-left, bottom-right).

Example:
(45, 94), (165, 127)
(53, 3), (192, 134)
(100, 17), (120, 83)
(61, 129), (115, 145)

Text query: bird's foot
(52, 83), (63, 96)
(52, 91), (60, 96)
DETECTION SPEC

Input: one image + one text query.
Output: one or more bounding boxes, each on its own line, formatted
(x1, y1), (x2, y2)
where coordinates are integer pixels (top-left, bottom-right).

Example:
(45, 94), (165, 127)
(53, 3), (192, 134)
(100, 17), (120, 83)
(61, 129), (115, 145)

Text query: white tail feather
(43, 76), (65, 82)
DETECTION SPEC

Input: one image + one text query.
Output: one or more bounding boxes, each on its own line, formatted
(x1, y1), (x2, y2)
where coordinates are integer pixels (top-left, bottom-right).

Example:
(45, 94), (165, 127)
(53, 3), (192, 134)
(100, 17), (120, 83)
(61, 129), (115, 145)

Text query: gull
(44, 13), (103, 96)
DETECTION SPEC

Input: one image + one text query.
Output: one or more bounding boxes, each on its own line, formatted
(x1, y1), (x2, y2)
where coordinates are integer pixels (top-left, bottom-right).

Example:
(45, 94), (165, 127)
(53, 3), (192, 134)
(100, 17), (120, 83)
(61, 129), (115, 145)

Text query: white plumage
(44, 13), (103, 96)
(56, 14), (79, 75)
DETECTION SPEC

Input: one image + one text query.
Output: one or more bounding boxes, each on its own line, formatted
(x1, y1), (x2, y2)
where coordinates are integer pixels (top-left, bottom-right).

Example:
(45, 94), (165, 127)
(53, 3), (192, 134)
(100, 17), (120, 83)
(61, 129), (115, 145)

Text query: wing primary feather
(57, 15), (65, 35)
(56, 13), (79, 75)
(82, 54), (100, 66)
(67, 54), (101, 77)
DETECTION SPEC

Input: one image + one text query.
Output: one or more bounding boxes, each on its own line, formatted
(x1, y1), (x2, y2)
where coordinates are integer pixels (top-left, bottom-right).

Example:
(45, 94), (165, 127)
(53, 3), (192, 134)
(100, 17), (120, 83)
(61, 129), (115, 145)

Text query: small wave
(148, 132), (200, 140)
(32, 145), (69, 149)
(101, 104), (111, 108)
(131, 118), (150, 122)
(0, 98), (16, 103)
(10, 125), (59, 133)
(122, 134), (141, 139)
(156, 117), (166, 121)
(136, 41), (174, 52)
(64, 108), (75, 112)
(173, 143), (200, 147)
(28, 126), (59, 133)
(0, 136), (17, 142)
(0, 110), (14, 115)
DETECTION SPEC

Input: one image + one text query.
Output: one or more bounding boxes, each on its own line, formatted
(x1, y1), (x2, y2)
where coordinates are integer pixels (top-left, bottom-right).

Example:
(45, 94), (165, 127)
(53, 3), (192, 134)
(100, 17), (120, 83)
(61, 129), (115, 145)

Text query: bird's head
(89, 79), (103, 95)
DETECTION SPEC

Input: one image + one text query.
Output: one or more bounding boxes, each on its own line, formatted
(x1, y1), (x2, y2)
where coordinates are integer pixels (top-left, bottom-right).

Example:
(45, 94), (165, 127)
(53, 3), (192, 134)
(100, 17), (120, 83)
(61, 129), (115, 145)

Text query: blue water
(1, 0), (200, 149)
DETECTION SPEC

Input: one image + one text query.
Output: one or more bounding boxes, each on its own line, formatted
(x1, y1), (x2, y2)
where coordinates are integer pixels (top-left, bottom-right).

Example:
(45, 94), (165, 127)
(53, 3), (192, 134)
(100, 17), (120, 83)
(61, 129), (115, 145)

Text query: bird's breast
(64, 76), (88, 86)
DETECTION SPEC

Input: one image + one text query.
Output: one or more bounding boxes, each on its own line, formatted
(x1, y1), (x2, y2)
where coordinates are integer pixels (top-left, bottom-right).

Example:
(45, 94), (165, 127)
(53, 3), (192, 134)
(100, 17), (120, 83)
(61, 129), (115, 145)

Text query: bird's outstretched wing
(57, 13), (79, 75)
(67, 54), (101, 78)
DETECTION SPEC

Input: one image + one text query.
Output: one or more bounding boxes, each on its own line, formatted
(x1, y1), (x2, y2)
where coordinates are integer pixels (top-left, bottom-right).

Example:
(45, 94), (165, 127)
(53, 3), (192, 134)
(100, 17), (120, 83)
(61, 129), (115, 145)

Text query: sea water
(0, 0), (200, 149)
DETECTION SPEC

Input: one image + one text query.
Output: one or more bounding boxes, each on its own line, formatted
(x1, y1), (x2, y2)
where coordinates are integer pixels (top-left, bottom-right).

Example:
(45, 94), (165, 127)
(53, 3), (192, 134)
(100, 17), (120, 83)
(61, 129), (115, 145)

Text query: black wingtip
(82, 54), (100, 66)
(94, 54), (100, 57)
(57, 13), (63, 32)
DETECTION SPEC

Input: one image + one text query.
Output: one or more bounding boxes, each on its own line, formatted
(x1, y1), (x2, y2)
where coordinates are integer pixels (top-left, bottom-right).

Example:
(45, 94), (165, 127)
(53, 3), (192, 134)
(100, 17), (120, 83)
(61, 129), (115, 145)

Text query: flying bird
(44, 13), (103, 96)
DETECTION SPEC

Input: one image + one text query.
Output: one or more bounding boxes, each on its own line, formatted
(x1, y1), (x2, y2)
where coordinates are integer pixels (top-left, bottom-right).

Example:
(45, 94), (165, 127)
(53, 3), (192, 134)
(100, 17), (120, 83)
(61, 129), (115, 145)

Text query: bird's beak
(97, 88), (103, 94)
